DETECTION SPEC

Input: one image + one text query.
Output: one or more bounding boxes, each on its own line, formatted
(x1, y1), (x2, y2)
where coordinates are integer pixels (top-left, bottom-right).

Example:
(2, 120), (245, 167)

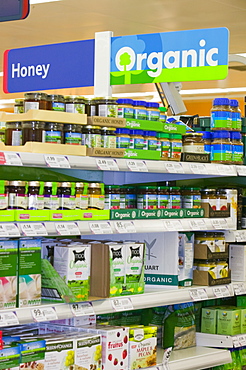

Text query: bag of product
(162, 302), (196, 350)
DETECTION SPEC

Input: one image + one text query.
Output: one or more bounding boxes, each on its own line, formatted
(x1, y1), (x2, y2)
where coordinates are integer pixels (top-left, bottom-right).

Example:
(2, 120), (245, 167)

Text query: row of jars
(210, 98), (242, 131)
(194, 259), (229, 279)
(17, 93), (168, 121)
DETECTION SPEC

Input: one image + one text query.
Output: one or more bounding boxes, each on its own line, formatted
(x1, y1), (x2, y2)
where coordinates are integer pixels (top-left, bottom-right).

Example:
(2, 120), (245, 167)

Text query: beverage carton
(0, 239), (18, 309)
(74, 333), (102, 370)
(129, 326), (157, 369)
(18, 238), (42, 307)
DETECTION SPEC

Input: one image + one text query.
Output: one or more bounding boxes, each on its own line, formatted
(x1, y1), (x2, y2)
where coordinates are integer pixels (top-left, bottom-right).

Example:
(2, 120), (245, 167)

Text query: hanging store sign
(110, 27), (229, 85)
(3, 39), (94, 93)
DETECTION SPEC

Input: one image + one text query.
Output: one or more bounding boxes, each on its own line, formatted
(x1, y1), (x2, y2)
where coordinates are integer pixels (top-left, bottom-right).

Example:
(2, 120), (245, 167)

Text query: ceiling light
(30, 0), (61, 4)
(180, 87), (246, 95)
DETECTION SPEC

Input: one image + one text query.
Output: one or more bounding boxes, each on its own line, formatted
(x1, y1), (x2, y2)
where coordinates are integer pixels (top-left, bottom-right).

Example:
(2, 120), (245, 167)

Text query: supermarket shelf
(196, 332), (246, 349)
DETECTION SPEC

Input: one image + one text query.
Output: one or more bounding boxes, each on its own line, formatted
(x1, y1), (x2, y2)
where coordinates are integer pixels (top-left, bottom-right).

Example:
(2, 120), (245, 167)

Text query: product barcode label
(233, 283), (246, 295)
(163, 220), (183, 231)
(31, 307), (58, 322)
(0, 311), (19, 327)
(96, 158), (119, 171)
(55, 222), (80, 236)
(111, 297), (133, 311)
(20, 223), (48, 236)
(114, 221), (136, 233)
(165, 162), (184, 173)
(235, 231), (246, 242)
(216, 164), (235, 176)
(44, 155), (71, 168)
(213, 285), (231, 298)
(89, 222), (113, 234)
(70, 302), (95, 317)
(189, 219), (206, 230)
(3, 152), (23, 166)
(189, 163), (207, 174)
(126, 160), (148, 172)
(212, 218), (228, 230)
(189, 288), (208, 301)
(0, 223), (20, 237)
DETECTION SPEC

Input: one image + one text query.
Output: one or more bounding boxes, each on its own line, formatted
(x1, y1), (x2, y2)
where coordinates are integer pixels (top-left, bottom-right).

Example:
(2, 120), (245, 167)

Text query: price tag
(96, 158), (119, 171)
(55, 222), (81, 236)
(70, 302), (95, 317)
(111, 297), (133, 312)
(189, 163), (207, 174)
(233, 283), (246, 295)
(161, 347), (172, 370)
(20, 223), (48, 236)
(31, 307), (58, 322)
(163, 220), (183, 231)
(233, 336), (240, 348)
(89, 222), (113, 234)
(3, 152), (23, 166)
(44, 155), (70, 168)
(213, 285), (231, 298)
(212, 219), (227, 230)
(165, 162), (184, 173)
(189, 288), (208, 301)
(238, 335), (246, 347)
(0, 311), (19, 327)
(0, 223), (20, 237)
(114, 221), (136, 234)
(126, 160), (148, 172)
(236, 166), (246, 176)
(235, 231), (246, 242)
(189, 219), (206, 230)
(216, 165), (235, 176)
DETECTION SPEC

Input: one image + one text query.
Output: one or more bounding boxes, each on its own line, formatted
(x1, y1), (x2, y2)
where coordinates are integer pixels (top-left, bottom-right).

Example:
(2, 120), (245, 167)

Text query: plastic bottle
(210, 98), (232, 131)
(231, 131), (244, 164)
(230, 99), (242, 131)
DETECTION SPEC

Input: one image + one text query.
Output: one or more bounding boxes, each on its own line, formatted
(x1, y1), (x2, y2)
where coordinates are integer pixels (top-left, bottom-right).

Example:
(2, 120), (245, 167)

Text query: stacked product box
(201, 306), (242, 335)
(0, 239), (18, 309)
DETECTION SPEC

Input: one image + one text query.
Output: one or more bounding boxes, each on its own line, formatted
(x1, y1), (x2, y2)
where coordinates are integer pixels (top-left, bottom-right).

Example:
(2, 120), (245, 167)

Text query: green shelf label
(125, 118), (186, 134)
(111, 208), (205, 220)
(124, 149), (161, 160)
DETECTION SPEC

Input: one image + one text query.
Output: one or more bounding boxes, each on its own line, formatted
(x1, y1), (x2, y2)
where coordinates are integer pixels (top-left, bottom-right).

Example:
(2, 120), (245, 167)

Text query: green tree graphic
(119, 52), (131, 84)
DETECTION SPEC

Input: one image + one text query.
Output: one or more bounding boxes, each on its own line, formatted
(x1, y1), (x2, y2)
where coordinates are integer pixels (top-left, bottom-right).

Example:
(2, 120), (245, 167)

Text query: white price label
(165, 162), (184, 173)
(0, 311), (19, 327)
(20, 223), (48, 236)
(55, 222), (80, 236)
(161, 347), (172, 370)
(70, 302), (95, 317)
(235, 231), (246, 242)
(213, 285), (231, 298)
(89, 222), (113, 234)
(189, 163), (207, 174)
(114, 221), (136, 234)
(233, 283), (246, 295)
(237, 166), (246, 176)
(111, 297), (133, 312)
(189, 288), (208, 301)
(189, 219), (206, 230)
(233, 336), (240, 347)
(44, 155), (70, 168)
(126, 160), (148, 172)
(31, 307), (58, 322)
(216, 164), (235, 176)
(96, 158), (119, 171)
(163, 220), (183, 231)
(212, 219), (227, 229)
(238, 335), (246, 347)
(4, 152), (23, 166)
(0, 223), (20, 237)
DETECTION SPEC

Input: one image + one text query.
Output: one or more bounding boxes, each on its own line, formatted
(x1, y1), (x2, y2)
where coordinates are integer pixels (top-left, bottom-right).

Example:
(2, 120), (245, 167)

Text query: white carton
(45, 337), (75, 370)
(229, 244), (246, 281)
(178, 232), (194, 287)
(74, 333), (102, 370)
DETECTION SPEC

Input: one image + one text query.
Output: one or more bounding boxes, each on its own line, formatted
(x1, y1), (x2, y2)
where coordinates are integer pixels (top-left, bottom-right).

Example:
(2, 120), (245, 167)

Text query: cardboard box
(201, 307), (218, 334)
(194, 243), (229, 260)
(74, 334), (102, 370)
(0, 239), (18, 309)
(18, 238), (42, 307)
(20, 339), (46, 370)
(178, 232), (194, 287)
(229, 244), (246, 281)
(45, 337), (75, 370)
(87, 116), (126, 128)
(86, 147), (125, 157)
(217, 307), (241, 336)
(193, 269), (231, 286)
(129, 326), (157, 369)
(202, 203), (230, 218)
(0, 346), (20, 370)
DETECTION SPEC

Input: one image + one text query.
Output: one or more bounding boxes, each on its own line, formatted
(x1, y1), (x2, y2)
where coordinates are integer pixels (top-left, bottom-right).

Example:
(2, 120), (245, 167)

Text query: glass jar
(143, 131), (158, 151)
(216, 259), (228, 278)
(201, 188), (217, 211)
(5, 122), (22, 146)
(101, 127), (116, 149)
(137, 186), (157, 209)
(22, 121), (45, 144)
(14, 99), (24, 114)
(129, 129), (145, 150)
(157, 186), (169, 209)
(0, 123), (5, 144)
(216, 189), (228, 211)
(197, 131), (212, 155)
(24, 92), (48, 112)
(214, 232), (226, 252)
(83, 125), (101, 148)
(196, 259), (217, 279)
(210, 97), (232, 131)
(43, 181), (60, 210)
(58, 182), (76, 210)
(195, 232), (216, 253)
(47, 94), (65, 111)
(159, 107), (167, 123)
(97, 98), (118, 118)
(181, 187), (201, 209)
(230, 99), (242, 131)
(88, 183), (105, 210)
(169, 134), (182, 161)
(125, 186), (137, 209)
(169, 187), (181, 209)
(63, 124), (82, 145)
(116, 128), (131, 149)
(0, 180), (9, 210)
(146, 102), (160, 121)
(182, 133), (204, 153)
(156, 133), (170, 160)
(85, 99), (98, 116)
(120, 187), (127, 209)
(8, 180), (27, 210)
(211, 131), (232, 164)
(45, 122), (64, 144)
(105, 185), (121, 210)
(133, 100), (147, 120)
(231, 131), (243, 164)
(27, 181), (44, 210)
(75, 182), (88, 210)
(65, 96), (86, 114)
(117, 99), (134, 119)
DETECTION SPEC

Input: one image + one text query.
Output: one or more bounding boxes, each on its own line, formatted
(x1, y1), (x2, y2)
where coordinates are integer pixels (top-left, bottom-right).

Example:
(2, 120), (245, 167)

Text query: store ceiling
(0, 0), (246, 103)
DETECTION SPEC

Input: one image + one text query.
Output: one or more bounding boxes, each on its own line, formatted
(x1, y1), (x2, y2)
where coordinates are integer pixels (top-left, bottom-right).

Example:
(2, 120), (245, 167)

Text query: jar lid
(201, 188), (216, 192)
(184, 133), (203, 137)
(75, 182), (84, 187)
(146, 131), (157, 136)
(230, 99), (239, 107)
(159, 107), (167, 112)
(197, 131), (212, 139)
(91, 126), (101, 129)
(9, 180), (26, 186)
(47, 94), (64, 102)
(59, 182), (72, 188)
(170, 134), (182, 139)
(101, 126), (116, 131)
(88, 183), (102, 188)
(158, 186), (169, 190)
(15, 99), (24, 104)
(131, 129), (143, 135)
(24, 92), (47, 100)
(75, 96), (86, 101)
(132, 100), (147, 107)
(115, 128), (130, 134)
(212, 130), (230, 139)
(213, 98), (230, 106)
(105, 185), (120, 189)
(44, 182), (54, 187)
(117, 99), (133, 105)
(182, 187), (200, 191)
(170, 186), (180, 190)
(138, 186), (157, 190)
(231, 131), (242, 140)
(28, 181), (40, 186)
(145, 102), (159, 108)
(156, 132), (169, 139)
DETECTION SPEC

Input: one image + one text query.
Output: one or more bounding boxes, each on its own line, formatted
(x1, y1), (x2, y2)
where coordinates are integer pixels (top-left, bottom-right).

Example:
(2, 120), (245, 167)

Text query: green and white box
(74, 334), (102, 370)
(53, 242), (91, 301)
(217, 307), (241, 336)
(18, 238), (42, 307)
(45, 337), (75, 370)
(20, 339), (46, 370)
(201, 307), (218, 334)
(0, 345), (20, 370)
(0, 239), (18, 309)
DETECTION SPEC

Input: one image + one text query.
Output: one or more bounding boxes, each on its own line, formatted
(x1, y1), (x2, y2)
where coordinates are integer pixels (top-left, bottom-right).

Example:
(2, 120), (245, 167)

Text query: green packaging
(201, 307), (218, 334)
(0, 345), (20, 370)
(237, 296), (246, 307)
(129, 326), (157, 370)
(217, 307), (241, 336)
(20, 339), (46, 370)
(0, 239), (18, 309)
(241, 308), (246, 334)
